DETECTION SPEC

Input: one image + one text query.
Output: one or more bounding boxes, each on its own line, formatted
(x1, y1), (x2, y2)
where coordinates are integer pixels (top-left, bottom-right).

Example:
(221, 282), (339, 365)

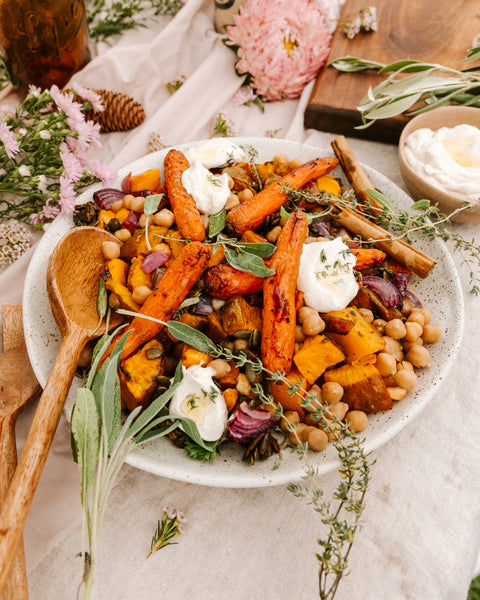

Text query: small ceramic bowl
(398, 106), (480, 223)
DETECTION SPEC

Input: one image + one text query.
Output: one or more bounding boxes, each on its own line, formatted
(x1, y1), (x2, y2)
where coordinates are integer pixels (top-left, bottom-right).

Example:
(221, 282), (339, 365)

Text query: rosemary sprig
(328, 41), (480, 128)
(147, 507), (186, 557)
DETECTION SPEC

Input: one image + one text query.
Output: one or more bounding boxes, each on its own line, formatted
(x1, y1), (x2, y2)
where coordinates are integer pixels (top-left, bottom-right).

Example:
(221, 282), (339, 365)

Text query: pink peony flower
(226, 0), (332, 101)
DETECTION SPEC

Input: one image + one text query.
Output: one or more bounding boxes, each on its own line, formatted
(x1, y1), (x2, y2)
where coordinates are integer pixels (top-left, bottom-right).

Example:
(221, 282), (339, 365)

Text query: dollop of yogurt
(184, 139), (246, 169)
(169, 364), (227, 442)
(403, 124), (480, 202)
(181, 161), (230, 215)
(297, 237), (358, 313)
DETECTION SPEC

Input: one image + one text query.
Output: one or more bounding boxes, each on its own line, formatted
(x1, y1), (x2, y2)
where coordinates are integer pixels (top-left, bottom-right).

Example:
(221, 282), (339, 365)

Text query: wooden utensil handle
(0, 326), (86, 596)
(0, 413), (29, 599)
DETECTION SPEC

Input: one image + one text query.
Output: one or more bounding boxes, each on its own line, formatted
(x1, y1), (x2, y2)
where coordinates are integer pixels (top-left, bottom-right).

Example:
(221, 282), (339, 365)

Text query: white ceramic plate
(23, 137), (465, 488)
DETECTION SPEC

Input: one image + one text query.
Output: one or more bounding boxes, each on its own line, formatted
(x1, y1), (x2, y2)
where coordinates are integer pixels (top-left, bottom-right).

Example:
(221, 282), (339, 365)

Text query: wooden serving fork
(0, 304), (41, 600)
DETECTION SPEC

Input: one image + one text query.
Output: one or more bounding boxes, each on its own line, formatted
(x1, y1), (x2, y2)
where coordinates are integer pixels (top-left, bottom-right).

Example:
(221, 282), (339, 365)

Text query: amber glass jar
(0, 0), (91, 95)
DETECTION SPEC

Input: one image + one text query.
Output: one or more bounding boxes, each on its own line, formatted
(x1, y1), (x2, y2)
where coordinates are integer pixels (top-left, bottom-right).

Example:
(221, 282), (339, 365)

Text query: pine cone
(85, 89), (145, 133)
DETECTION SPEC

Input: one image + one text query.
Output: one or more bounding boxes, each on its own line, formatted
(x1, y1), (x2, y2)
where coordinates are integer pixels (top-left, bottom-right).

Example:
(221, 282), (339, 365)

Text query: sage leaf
(410, 200), (432, 211)
(144, 194), (164, 216)
(224, 246), (275, 277)
(235, 241), (276, 258)
(328, 56), (383, 72)
(176, 416), (217, 452)
(71, 388), (100, 493)
(166, 320), (218, 354)
(208, 209), (226, 237)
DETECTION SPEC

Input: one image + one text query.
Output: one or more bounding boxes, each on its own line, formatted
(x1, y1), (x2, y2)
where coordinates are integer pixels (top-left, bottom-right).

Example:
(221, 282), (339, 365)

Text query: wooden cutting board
(304, 0), (480, 144)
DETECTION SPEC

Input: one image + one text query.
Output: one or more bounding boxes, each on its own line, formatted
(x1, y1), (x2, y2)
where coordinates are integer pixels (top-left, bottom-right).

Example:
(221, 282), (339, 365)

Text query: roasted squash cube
(181, 344), (212, 369)
(269, 368), (306, 418)
(293, 335), (345, 385)
(105, 258), (128, 286)
(127, 255), (153, 291)
(103, 280), (141, 312)
(324, 361), (392, 413)
(325, 306), (385, 362)
(221, 296), (262, 337)
(119, 339), (165, 411)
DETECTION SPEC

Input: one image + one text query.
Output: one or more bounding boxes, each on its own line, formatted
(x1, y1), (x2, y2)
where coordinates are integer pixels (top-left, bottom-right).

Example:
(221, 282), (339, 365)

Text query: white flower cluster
(0, 220), (32, 270)
(343, 6), (378, 40)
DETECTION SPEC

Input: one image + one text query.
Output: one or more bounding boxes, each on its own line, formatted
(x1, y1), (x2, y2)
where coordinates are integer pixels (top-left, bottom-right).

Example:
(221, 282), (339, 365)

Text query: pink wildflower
(226, 0), (332, 101)
(30, 198), (60, 225)
(70, 84), (104, 113)
(0, 122), (20, 159)
(90, 159), (117, 186)
(61, 150), (83, 182)
(59, 175), (76, 213)
(232, 86), (257, 106)
(75, 120), (102, 151)
(63, 137), (89, 163)
(50, 85), (85, 126)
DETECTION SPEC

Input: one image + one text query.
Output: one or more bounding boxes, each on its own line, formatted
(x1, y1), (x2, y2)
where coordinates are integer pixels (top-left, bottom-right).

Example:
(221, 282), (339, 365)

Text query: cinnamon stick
(331, 204), (436, 278)
(331, 135), (383, 217)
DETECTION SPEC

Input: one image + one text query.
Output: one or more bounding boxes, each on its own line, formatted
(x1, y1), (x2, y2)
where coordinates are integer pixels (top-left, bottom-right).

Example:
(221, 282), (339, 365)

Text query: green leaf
(166, 320), (219, 354)
(208, 209), (227, 237)
(70, 388), (100, 493)
(410, 199), (432, 211)
(143, 194), (163, 216)
(360, 93), (423, 120)
(235, 241), (276, 258)
(224, 246), (275, 277)
(176, 416), (217, 452)
(328, 56), (384, 72)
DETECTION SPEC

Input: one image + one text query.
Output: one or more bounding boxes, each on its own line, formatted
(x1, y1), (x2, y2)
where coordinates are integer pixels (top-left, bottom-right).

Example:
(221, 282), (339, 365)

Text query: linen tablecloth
(1, 1), (479, 598)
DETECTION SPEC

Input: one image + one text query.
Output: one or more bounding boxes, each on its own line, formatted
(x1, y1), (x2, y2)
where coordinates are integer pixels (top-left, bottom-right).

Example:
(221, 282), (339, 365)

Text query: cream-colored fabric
(1, 1), (479, 598)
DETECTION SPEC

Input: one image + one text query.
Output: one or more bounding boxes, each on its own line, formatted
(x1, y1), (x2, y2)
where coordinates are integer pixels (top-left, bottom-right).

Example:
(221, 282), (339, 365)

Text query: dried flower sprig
(0, 220), (32, 270)
(329, 41), (480, 128)
(211, 112), (236, 137)
(147, 507), (186, 557)
(0, 85), (116, 228)
(342, 6), (378, 40)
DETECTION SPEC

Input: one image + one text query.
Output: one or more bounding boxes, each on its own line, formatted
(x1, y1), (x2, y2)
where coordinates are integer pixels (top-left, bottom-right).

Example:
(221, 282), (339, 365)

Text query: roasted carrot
(105, 241), (211, 361)
(227, 157), (338, 234)
(351, 248), (387, 270)
(204, 263), (264, 299)
(164, 149), (205, 241)
(261, 210), (308, 374)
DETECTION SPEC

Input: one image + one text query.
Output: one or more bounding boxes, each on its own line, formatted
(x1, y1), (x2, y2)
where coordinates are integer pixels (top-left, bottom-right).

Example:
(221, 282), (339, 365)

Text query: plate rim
(22, 136), (465, 488)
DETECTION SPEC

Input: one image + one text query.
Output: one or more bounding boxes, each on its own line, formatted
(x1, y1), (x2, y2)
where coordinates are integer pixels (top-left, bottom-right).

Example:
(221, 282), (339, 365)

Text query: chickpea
(122, 194), (135, 209)
(346, 410), (368, 433)
(387, 386), (408, 401)
(200, 214), (209, 230)
(236, 372), (251, 396)
(401, 297), (415, 317)
(324, 420), (343, 441)
(289, 422), (308, 445)
(402, 337), (423, 352)
(294, 342), (302, 353)
(295, 324), (306, 343)
(422, 324), (442, 344)
(304, 384), (322, 412)
(209, 358), (231, 379)
(404, 321), (423, 342)
(108, 292), (121, 310)
(358, 308), (374, 323)
(280, 410), (301, 432)
(304, 412), (322, 426)
(322, 381), (344, 405)
(132, 285), (152, 304)
(407, 310), (425, 327)
(302, 313), (325, 337)
(385, 318), (407, 339)
(114, 228), (131, 242)
(300, 425), (318, 443)
(237, 188), (254, 202)
(375, 352), (397, 377)
(151, 242), (171, 256)
(225, 193), (240, 210)
(298, 306), (317, 324)
(154, 208), (175, 228)
(266, 225), (282, 243)
(111, 199), (124, 212)
(418, 307), (432, 324)
(101, 240), (121, 260)
(234, 338), (249, 351)
(382, 336), (404, 361)
(395, 369), (417, 390)
(306, 428), (329, 452)
(130, 196), (145, 213)
(397, 360), (414, 371)
(327, 401), (349, 421)
(289, 158), (303, 169)
(78, 345), (93, 368)
(226, 174), (235, 189)
(273, 153), (289, 165)
(372, 318), (387, 335)
(139, 213), (153, 228)
(406, 344), (431, 368)
(211, 298), (225, 311)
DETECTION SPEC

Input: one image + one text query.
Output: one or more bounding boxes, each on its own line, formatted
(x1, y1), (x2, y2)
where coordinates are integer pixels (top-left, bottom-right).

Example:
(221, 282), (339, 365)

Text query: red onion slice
(227, 402), (276, 443)
(194, 294), (213, 315)
(361, 275), (402, 307)
(122, 211), (138, 231)
(93, 188), (125, 209)
(141, 252), (169, 273)
(404, 289), (422, 308)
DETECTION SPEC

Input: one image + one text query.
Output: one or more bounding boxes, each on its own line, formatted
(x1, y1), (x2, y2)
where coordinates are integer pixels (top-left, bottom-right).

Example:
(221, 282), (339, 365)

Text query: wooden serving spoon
(0, 226), (123, 595)
(0, 304), (41, 600)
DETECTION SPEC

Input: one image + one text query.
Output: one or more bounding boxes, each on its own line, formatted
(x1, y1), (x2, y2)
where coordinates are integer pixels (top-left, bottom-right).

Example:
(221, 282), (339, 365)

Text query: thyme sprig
(328, 41), (480, 128)
(147, 507), (186, 557)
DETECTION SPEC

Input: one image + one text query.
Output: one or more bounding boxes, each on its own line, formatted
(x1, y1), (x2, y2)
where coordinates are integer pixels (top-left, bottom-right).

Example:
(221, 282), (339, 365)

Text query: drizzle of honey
(442, 139), (480, 169)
